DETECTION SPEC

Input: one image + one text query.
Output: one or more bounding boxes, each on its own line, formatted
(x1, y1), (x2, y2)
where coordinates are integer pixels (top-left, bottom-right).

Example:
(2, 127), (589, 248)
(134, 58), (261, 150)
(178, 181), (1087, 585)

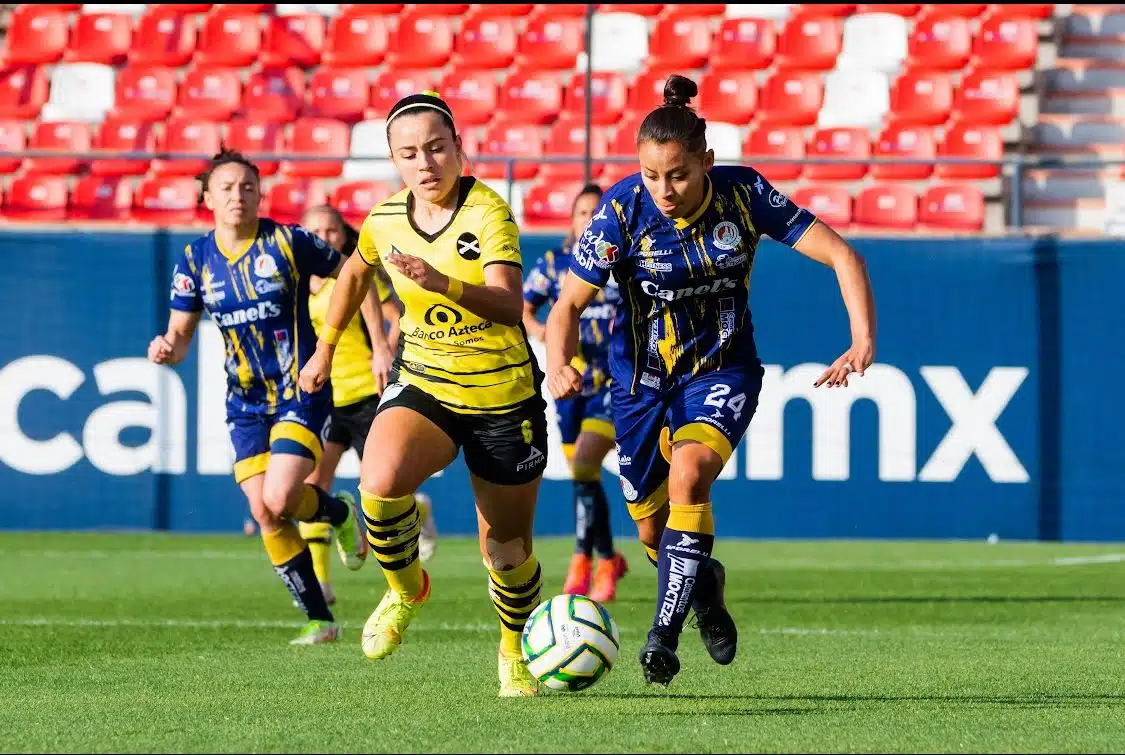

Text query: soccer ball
(521, 594), (620, 692)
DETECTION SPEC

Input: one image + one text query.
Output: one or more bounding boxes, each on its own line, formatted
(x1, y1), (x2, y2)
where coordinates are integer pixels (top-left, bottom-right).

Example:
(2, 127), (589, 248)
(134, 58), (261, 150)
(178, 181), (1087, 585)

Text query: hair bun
(663, 74), (699, 108)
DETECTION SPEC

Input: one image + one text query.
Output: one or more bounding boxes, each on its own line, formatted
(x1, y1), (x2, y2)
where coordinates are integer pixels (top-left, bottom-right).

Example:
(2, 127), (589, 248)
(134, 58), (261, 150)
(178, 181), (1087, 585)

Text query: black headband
(386, 91), (456, 134)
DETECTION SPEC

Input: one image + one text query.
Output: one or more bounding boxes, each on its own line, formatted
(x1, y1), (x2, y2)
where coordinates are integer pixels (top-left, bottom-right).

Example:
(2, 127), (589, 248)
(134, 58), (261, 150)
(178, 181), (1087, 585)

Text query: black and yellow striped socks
(651, 502), (715, 642)
(361, 490), (426, 599)
(488, 554), (543, 656)
(293, 485), (349, 527)
(297, 521), (332, 585)
(261, 522), (332, 621)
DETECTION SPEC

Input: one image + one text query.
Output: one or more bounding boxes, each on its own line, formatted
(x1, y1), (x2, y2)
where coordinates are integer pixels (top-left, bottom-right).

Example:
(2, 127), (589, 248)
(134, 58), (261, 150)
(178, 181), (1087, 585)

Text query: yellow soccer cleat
(498, 648), (540, 698)
(362, 571), (431, 660)
(332, 491), (367, 571)
(289, 620), (340, 646)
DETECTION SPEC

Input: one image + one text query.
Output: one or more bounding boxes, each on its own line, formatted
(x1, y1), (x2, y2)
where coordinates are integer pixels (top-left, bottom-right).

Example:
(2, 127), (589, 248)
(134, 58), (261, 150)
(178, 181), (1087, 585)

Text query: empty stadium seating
(0, 4), (1090, 233)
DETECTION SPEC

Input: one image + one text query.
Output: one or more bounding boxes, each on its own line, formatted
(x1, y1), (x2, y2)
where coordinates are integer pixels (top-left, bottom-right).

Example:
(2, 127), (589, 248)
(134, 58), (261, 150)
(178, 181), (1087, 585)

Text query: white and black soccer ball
(521, 594), (620, 692)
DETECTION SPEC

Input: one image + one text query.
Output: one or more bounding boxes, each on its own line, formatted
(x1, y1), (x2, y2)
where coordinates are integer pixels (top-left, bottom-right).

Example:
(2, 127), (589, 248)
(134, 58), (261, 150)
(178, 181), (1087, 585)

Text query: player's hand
(814, 339), (875, 388)
(386, 252), (448, 295)
(548, 365), (583, 401)
(148, 334), (185, 365)
(299, 344), (333, 394)
(370, 343), (393, 396)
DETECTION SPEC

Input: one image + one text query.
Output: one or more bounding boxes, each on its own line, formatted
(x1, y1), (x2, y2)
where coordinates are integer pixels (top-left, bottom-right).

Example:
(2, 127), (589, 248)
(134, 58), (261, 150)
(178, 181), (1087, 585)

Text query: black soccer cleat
(692, 558), (738, 666)
(638, 629), (681, 687)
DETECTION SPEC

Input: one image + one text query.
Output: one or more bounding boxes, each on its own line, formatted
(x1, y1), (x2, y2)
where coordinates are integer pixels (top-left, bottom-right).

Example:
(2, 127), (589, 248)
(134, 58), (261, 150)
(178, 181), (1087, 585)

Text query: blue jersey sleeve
(291, 225), (342, 278)
(169, 243), (203, 312)
(523, 253), (554, 308)
(570, 197), (625, 289)
(744, 168), (817, 248)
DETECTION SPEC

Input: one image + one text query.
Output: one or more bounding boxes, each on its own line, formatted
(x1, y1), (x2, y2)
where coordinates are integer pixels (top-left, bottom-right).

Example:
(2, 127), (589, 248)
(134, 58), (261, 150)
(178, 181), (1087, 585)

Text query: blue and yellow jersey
(570, 165), (817, 394)
(169, 218), (341, 412)
(523, 242), (618, 393)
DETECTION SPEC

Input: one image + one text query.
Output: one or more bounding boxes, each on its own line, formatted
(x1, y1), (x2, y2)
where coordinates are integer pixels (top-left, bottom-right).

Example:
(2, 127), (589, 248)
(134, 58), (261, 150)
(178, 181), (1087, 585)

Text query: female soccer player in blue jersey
(522, 184), (629, 603)
(147, 149), (374, 645)
(545, 75), (877, 686)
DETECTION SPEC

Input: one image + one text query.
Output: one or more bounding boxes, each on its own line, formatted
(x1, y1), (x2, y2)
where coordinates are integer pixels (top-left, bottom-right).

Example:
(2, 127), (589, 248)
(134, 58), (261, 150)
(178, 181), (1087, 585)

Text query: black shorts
(374, 383), (548, 486)
(325, 394), (381, 458)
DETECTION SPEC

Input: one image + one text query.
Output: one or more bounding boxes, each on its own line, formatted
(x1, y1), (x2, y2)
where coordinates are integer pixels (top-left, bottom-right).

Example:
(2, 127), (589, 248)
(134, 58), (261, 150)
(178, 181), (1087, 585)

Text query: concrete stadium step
(1029, 113), (1125, 147)
(1043, 58), (1125, 94)
(1041, 91), (1125, 116)
(1020, 197), (1110, 230)
(1021, 168), (1124, 201)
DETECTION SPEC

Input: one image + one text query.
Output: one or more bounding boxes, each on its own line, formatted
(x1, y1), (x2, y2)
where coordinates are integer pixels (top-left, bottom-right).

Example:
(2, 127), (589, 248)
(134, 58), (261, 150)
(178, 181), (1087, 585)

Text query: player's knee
(634, 512), (666, 550)
(482, 536), (531, 572)
(248, 497), (279, 529)
(360, 463), (413, 500)
(262, 478), (301, 518)
(668, 463), (714, 505)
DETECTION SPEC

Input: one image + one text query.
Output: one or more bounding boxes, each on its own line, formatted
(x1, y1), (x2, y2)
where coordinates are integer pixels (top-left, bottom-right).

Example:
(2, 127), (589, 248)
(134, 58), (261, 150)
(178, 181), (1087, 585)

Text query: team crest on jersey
(594, 238), (619, 266)
(254, 254), (278, 278)
(456, 232), (481, 261)
(769, 188), (789, 208)
(172, 271), (195, 295)
(713, 221), (742, 251)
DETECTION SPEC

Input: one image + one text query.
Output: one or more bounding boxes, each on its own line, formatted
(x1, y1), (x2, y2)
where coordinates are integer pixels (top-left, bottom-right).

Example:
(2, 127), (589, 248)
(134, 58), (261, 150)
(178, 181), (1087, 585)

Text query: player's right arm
(521, 255), (553, 343)
(298, 218), (383, 395)
(150, 246), (204, 366)
(545, 196), (624, 400)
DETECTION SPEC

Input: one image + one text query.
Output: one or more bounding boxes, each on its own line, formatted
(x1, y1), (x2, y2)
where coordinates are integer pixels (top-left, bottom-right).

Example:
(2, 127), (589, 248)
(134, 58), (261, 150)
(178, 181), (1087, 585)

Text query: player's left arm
(385, 203), (526, 326)
(358, 282), (393, 395)
(749, 172), (876, 388)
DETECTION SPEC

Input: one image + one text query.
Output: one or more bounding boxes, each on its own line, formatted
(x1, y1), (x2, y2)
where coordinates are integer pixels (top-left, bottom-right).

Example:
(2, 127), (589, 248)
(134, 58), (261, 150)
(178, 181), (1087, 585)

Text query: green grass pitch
(4, 532), (1125, 753)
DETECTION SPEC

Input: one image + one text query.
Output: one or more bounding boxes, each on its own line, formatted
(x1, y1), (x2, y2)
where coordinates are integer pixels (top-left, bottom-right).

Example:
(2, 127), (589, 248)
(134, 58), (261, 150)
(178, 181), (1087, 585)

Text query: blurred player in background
(148, 149), (368, 645)
(298, 205), (441, 606)
(299, 92), (548, 697)
(546, 75), (877, 686)
(522, 183), (629, 602)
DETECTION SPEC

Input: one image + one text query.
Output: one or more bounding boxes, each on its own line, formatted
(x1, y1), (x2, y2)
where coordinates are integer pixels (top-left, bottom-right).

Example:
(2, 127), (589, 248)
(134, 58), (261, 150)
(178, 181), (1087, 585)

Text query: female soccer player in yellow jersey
(299, 205), (440, 602)
(299, 92), (548, 697)
(546, 75), (877, 686)
(148, 149), (368, 645)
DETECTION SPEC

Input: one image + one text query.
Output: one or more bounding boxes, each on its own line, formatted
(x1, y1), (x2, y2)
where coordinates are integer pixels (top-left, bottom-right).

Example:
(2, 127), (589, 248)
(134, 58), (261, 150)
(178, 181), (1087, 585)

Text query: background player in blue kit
(545, 75), (877, 686)
(148, 149), (372, 645)
(522, 183), (629, 603)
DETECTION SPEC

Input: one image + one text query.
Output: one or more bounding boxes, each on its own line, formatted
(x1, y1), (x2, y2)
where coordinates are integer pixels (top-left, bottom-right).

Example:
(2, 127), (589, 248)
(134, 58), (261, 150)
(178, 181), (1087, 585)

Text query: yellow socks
(298, 521), (332, 584)
(488, 554), (543, 656)
(361, 490), (425, 599)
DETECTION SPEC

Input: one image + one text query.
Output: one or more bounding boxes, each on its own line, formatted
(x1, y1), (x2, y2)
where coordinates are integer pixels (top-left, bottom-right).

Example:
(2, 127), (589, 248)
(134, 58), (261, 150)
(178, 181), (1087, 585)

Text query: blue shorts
(611, 365), (763, 521)
(227, 395), (333, 484)
(556, 383), (615, 459)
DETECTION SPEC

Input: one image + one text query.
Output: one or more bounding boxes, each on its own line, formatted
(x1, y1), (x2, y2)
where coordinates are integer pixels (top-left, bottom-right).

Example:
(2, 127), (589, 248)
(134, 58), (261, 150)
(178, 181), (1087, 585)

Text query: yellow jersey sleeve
(479, 199), (522, 269)
(372, 263), (394, 303)
(356, 214), (384, 268)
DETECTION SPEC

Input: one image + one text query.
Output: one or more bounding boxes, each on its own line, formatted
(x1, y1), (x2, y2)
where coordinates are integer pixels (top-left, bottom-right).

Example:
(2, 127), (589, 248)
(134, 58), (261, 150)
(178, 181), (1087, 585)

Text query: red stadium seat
(386, 12), (454, 69)
(649, 15), (714, 70)
(743, 123), (806, 182)
(332, 180), (395, 225)
(564, 72), (628, 126)
(627, 70), (673, 117)
(918, 4), (987, 19)
(918, 183), (984, 231)
(711, 17), (777, 71)
(797, 4), (857, 17)
(132, 176), (200, 225)
(517, 10), (585, 70)
(853, 184), (918, 230)
(986, 4), (1054, 21)
(211, 4), (273, 15)
(323, 11), (390, 67)
(937, 123), (1001, 179)
(113, 66), (178, 121)
(282, 118), (350, 178)
(776, 15), (842, 71)
(130, 9), (198, 67)
(499, 69), (564, 125)
(698, 71), (758, 125)
(952, 70), (1019, 126)
(804, 127), (871, 181)
(339, 4), (403, 15)
(541, 117), (609, 180)
(178, 67), (243, 121)
(3, 7), (69, 65)
(523, 180), (586, 227)
(597, 3), (663, 15)
(370, 69), (438, 117)
(471, 3), (535, 15)
(792, 185), (852, 228)
(606, 112), (643, 159)
(909, 15), (971, 71)
(529, 4), (589, 16)
(305, 67), (370, 123)
(888, 70), (953, 126)
(453, 10), (518, 69)
(0, 66), (49, 120)
(666, 3), (726, 15)
(600, 162), (637, 186)
(972, 16), (1037, 72)
(70, 175), (132, 221)
(440, 69), (500, 127)
(68, 12), (133, 65)
(243, 68), (307, 123)
(262, 12), (326, 68)
(226, 120), (282, 176)
(757, 70), (824, 126)
(147, 3), (212, 12)
(195, 10), (262, 68)
(412, 3), (469, 13)
(91, 118), (156, 177)
(477, 120), (543, 180)
(265, 179), (326, 224)
(24, 121), (93, 176)
(0, 120), (26, 174)
(872, 124), (935, 180)
(3, 174), (68, 221)
(857, 4), (920, 15)
(153, 118), (223, 176)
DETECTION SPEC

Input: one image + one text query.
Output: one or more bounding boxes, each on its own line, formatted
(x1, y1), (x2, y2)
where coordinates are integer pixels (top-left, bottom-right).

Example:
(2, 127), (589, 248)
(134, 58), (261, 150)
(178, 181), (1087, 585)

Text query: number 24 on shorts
(704, 383), (747, 420)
